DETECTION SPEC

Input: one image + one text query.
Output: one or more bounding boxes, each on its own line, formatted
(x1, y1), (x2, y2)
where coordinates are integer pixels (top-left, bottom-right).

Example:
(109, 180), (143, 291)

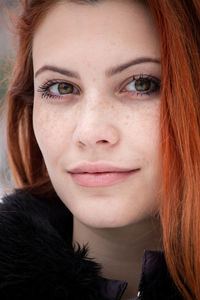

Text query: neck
(72, 216), (163, 299)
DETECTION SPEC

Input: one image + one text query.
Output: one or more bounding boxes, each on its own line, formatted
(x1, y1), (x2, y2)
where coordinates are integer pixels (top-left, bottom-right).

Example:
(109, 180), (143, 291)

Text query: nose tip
(73, 126), (120, 149)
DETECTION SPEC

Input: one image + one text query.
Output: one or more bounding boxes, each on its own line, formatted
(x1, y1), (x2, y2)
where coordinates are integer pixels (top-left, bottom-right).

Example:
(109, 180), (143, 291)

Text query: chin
(72, 205), (153, 229)
(50, 177), (159, 229)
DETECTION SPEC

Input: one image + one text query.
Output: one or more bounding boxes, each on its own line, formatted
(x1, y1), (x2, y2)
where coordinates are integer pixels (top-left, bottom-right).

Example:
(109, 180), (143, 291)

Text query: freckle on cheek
(123, 114), (131, 126)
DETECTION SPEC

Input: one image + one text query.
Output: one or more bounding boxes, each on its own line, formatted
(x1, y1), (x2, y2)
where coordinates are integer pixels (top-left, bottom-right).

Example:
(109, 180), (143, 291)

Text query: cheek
(126, 102), (161, 192)
(137, 105), (161, 186)
(32, 102), (71, 163)
(127, 102), (160, 153)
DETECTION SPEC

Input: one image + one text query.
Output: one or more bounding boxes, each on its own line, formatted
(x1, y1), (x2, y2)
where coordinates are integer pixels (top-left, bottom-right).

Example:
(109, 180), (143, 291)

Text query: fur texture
(0, 189), (104, 300)
(0, 189), (184, 300)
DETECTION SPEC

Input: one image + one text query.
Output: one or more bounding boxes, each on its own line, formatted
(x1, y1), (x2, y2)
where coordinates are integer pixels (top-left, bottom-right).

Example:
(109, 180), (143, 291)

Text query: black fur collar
(0, 189), (182, 300)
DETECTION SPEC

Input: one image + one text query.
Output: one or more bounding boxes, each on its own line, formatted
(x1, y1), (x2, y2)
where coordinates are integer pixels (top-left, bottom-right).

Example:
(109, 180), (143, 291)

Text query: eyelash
(37, 74), (161, 102)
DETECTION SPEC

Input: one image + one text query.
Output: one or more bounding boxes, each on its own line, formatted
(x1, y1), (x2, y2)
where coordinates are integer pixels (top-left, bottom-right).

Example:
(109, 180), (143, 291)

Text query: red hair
(2, 0), (200, 298)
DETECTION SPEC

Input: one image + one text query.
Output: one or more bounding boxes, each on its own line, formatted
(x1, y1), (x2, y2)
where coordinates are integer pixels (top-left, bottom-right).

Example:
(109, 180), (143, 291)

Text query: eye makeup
(36, 73), (161, 103)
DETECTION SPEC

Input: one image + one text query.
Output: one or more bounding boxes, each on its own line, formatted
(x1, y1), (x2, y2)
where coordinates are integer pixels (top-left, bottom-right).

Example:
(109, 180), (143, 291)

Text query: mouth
(68, 169), (140, 187)
(68, 161), (139, 174)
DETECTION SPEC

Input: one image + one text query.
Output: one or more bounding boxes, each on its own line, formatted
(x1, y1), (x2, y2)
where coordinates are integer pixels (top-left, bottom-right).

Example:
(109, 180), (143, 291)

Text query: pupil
(58, 83), (73, 94)
(135, 79), (151, 91)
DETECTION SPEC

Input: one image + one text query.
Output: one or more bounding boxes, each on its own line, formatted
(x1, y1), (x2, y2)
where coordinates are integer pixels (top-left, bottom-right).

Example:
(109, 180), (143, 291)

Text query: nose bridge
(82, 88), (106, 115)
(72, 90), (120, 148)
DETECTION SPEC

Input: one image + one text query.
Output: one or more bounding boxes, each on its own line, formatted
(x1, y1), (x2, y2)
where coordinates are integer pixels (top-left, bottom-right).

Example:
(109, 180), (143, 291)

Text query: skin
(32, 0), (163, 298)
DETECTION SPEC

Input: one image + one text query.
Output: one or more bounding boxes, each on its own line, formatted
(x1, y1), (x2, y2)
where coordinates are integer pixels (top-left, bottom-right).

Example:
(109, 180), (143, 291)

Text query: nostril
(99, 140), (108, 143)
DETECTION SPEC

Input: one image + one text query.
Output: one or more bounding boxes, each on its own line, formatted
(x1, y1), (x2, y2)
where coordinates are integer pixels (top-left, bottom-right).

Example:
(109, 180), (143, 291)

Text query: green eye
(38, 80), (80, 102)
(125, 75), (160, 96)
(135, 78), (151, 92)
(49, 82), (75, 95)
(58, 83), (73, 94)
(46, 82), (79, 96)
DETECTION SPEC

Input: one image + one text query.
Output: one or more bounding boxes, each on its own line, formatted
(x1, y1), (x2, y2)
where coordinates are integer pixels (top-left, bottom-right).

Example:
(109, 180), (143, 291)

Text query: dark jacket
(0, 188), (183, 300)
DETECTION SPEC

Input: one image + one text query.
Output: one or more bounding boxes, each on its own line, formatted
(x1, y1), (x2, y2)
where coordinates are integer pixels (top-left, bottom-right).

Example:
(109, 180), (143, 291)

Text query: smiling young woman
(0, 0), (200, 299)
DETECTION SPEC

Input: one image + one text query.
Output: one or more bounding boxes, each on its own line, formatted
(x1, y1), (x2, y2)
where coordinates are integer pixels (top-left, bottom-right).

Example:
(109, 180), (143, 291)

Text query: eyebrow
(34, 57), (160, 79)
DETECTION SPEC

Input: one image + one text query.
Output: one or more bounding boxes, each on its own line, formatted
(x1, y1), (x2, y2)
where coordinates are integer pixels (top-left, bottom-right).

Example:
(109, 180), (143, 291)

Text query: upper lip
(68, 162), (138, 174)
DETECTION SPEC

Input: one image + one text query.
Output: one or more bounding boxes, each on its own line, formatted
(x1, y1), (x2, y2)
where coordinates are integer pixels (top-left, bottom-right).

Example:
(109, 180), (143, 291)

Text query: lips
(68, 162), (140, 187)
(68, 162), (135, 174)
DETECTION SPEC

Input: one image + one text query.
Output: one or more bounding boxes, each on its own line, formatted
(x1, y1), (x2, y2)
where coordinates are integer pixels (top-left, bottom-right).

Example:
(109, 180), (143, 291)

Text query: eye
(123, 75), (160, 96)
(37, 80), (79, 101)
(49, 82), (78, 95)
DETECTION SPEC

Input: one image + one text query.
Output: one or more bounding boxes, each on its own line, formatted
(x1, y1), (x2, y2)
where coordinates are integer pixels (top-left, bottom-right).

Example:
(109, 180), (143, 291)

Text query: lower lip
(69, 170), (139, 187)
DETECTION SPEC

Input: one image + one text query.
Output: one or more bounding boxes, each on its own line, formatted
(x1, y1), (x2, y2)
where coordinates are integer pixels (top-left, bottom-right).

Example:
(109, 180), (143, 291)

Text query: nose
(72, 98), (120, 149)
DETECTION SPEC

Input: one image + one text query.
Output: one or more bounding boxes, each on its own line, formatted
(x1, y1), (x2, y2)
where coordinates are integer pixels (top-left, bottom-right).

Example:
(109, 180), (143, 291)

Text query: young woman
(0, 0), (199, 299)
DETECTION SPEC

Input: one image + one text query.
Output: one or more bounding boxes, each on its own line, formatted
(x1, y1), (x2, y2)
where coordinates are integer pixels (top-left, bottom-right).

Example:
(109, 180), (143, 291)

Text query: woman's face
(33, 0), (161, 228)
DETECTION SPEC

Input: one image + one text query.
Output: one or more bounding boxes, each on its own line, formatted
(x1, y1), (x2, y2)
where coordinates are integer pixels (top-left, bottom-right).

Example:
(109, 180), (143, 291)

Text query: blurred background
(0, 0), (16, 197)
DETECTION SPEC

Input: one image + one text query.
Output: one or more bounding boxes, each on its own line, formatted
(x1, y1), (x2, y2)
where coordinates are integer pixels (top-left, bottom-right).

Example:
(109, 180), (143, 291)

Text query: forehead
(32, 0), (160, 71)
